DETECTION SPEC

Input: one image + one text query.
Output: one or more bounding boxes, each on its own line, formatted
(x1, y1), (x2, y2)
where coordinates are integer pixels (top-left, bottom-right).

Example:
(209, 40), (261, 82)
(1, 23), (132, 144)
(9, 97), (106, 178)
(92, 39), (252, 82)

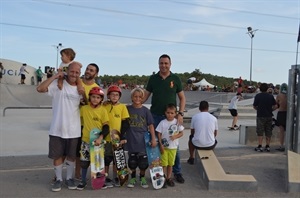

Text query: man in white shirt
(187, 101), (218, 165)
(37, 61), (82, 192)
(19, 63), (29, 84)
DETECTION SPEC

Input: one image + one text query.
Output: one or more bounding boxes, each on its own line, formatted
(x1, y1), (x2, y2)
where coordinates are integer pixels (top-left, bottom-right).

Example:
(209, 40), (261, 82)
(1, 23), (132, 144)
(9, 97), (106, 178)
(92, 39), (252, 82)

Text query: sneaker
(162, 180), (167, 188)
(166, 178), (175, 187)
(265, 145), (270, 152)
(234, 125), (239, 128)
(254, 145), (263, 152)
(275, 147), (285, 152)
(76, 182), (87, 191)
(187, 158), (194, 165)
(229, 127), (235, 130)
(65, 179), (77, 190)
(101, 184), (107, 189)
(174, 173), (185, 183)
(140, 177), (149, 188)
(50, 176), (57, 185)
(127, 178), (137, 188)
(105, 178), (114, 188)
(114, 177), (120, 187)
(52, 180), (62, 192)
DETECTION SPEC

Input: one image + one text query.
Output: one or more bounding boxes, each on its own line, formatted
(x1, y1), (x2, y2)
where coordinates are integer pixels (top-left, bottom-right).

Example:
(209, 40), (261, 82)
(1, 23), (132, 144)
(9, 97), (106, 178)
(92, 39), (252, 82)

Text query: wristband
(177, 111), (184, 116)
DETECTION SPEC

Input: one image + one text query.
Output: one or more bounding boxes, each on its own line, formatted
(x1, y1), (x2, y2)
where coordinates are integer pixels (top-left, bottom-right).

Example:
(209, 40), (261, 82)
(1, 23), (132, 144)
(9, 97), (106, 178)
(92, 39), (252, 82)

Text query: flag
(298, 23), (300, 42)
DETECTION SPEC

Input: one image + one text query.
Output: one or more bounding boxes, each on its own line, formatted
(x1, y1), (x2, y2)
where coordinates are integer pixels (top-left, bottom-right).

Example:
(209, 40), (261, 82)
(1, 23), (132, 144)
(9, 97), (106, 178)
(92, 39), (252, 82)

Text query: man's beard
(84, 73), (95, 80)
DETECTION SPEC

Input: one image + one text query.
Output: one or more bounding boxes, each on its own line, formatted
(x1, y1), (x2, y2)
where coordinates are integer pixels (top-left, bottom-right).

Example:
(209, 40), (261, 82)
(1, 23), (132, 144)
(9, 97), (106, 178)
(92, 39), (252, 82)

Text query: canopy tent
(192, 78), (215, 88)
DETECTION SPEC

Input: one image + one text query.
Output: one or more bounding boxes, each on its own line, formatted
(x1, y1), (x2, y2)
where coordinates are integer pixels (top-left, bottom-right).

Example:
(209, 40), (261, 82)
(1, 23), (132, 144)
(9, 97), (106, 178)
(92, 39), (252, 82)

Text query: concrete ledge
(287, 150), (300, 192)
(195, 149), (257, 191)
(239, 125), (280, 145)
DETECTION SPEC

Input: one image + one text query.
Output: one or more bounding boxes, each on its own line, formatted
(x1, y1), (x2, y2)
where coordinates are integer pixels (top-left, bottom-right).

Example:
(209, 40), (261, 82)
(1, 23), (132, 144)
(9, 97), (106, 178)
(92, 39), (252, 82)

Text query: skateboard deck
(228, 126), (240, 130)
(111, 129), (130, 186)
(90, 128), (106, 190)
(144, 131), (165, 190)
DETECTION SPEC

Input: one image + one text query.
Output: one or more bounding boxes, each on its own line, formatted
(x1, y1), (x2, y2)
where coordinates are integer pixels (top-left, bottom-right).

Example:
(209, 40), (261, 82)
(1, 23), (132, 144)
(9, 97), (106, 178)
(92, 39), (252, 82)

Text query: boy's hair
(60, 48), (76, 61)
(165, 103), (177, 112)
(259, 83), (268, 92)
(130, 87), (144, 99)
(199, 101), (209, 111)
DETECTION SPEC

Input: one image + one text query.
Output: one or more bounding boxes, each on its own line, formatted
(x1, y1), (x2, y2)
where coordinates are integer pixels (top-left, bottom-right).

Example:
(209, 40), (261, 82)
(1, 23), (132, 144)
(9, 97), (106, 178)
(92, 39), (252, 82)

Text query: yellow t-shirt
(80, 105), (109, 143)
(80, 80), (99, 125)
(103, 103), (130, 142)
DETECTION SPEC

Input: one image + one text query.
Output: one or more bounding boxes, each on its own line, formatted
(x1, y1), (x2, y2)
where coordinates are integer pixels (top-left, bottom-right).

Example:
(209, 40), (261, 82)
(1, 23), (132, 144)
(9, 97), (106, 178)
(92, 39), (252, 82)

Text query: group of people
(253, 83), (288, 152)
(37, 52), (212, 192)
(227, 82), (288, 152)
(36, 47), (289, 193)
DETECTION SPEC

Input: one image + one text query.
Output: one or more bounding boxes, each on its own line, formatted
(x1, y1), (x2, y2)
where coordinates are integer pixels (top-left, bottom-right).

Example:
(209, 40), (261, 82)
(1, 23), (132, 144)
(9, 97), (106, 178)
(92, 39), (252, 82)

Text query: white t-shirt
(20, 66), (26, 75)
(156, 118), (184, 149)
(48, 79), (81, 138)
(190, 112), (218, 148)
(228, 96), (239, 110)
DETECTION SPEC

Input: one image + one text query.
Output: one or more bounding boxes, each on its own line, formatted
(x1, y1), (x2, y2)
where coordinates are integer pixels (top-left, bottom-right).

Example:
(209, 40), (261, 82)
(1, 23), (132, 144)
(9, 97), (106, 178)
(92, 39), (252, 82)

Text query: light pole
(247, 27), (258, 86)
(55, 43), (62, 70)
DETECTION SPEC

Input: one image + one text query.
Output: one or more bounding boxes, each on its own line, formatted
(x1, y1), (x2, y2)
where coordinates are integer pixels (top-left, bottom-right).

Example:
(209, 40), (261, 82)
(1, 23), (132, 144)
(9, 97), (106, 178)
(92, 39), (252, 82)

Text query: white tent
(192, 78), (215, 88)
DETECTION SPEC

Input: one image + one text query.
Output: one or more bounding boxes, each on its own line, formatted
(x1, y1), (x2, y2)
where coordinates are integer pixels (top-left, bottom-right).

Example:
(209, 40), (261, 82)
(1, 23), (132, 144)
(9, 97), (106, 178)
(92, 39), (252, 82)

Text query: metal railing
(3, 106), (52, 117)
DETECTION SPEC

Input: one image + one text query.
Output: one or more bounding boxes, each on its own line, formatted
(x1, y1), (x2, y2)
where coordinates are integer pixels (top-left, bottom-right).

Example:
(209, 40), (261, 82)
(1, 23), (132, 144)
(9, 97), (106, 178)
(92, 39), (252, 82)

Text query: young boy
(126, 88), (156, 188)
(156, 103), (184, 188)
(77, 87), (110, 190)
(103, 85), (130, 187)
(228, 93), (243, 130)
(57, 48), (84, 94)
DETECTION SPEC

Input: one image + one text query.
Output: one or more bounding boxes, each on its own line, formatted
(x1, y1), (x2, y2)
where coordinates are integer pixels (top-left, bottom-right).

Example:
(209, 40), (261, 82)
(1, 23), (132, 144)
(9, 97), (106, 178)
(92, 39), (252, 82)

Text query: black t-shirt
(253, 92), (276, 117)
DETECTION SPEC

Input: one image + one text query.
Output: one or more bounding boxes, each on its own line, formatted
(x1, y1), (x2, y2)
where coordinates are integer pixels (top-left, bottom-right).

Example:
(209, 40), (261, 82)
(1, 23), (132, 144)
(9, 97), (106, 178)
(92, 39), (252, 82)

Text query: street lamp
(54, 43), (63, 70)
(246, 27), (258, 86)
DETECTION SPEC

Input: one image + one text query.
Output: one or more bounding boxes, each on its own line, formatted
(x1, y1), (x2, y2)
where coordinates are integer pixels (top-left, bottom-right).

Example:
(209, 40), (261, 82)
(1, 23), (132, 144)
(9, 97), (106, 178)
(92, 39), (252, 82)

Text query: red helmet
(107, 85), (122, 97)
(89, 87), (104, 97)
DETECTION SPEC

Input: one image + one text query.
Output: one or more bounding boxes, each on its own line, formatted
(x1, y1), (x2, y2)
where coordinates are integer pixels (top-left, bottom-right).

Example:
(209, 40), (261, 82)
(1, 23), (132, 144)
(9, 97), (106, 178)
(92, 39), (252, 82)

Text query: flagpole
(297, 22), (300, 65)
(296, 42), (299, 66)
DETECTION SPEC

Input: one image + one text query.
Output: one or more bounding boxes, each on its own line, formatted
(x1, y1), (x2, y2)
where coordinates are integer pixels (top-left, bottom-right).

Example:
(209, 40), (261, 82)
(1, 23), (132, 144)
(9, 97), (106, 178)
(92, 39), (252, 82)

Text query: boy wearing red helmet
(103, 85), (130, 187)
(76, 87), (110, 190)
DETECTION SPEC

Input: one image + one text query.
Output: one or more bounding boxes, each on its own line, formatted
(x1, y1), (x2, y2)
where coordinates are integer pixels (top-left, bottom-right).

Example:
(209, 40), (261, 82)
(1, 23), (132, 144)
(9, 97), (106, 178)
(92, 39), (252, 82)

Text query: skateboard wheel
(120, 175), (125, 179)
(153, 176), (156, 180)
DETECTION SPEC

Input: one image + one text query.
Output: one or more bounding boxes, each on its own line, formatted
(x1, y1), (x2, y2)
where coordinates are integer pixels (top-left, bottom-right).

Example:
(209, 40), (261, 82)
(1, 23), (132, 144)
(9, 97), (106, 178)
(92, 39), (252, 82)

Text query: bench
(287, 150), (300, 192)
(195, 149), (257, 191)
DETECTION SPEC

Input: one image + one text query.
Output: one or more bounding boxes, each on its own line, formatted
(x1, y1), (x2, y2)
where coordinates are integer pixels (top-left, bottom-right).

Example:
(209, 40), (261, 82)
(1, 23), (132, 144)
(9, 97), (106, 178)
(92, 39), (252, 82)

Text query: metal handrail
(3, 106), (52, 117)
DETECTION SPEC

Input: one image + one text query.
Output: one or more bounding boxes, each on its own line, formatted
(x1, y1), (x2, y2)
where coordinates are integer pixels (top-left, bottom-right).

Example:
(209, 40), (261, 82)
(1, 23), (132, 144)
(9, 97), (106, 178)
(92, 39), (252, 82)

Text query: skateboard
(90, 128), (106, 190)
(144, 131), (165, 190)
(111, 129), (130, 186)
(228, 126), (240, 130)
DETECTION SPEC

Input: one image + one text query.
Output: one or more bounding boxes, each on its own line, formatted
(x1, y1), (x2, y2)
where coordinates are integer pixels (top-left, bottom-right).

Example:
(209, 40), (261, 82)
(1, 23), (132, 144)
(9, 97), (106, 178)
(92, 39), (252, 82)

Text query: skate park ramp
(0, 83), (51, 108)
(0, 83), (256, 112)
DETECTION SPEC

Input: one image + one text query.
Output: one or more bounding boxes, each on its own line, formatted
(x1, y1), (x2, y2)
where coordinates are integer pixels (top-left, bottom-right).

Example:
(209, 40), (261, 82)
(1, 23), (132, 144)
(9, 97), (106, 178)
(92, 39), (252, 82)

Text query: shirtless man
(275, 83), (288, 152)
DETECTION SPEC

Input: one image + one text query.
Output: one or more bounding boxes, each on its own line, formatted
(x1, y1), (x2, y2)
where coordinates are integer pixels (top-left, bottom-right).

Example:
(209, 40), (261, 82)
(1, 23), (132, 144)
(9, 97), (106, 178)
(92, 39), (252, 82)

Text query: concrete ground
(0, 108), (298, 197)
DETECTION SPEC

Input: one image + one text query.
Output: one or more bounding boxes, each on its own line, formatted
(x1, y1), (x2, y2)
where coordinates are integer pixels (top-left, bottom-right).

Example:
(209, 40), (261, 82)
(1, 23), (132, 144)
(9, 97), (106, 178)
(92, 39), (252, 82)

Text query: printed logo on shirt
(170, 81), (174, 88)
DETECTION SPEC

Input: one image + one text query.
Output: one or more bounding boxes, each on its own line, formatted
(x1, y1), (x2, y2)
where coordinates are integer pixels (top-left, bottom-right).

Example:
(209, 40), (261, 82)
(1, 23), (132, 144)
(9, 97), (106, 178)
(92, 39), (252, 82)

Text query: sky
(1, 0), (300, 85)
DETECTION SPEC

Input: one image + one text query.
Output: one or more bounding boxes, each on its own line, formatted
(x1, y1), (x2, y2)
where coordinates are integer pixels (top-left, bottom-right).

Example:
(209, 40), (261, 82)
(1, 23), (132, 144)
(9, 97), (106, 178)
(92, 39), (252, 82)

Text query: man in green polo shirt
(143, 54), (186, 185)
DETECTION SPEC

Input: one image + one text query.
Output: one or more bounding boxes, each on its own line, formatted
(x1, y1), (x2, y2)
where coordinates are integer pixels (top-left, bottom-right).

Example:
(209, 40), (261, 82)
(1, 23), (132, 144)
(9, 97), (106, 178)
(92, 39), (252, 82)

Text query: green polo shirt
(146, 72), (183, 115)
